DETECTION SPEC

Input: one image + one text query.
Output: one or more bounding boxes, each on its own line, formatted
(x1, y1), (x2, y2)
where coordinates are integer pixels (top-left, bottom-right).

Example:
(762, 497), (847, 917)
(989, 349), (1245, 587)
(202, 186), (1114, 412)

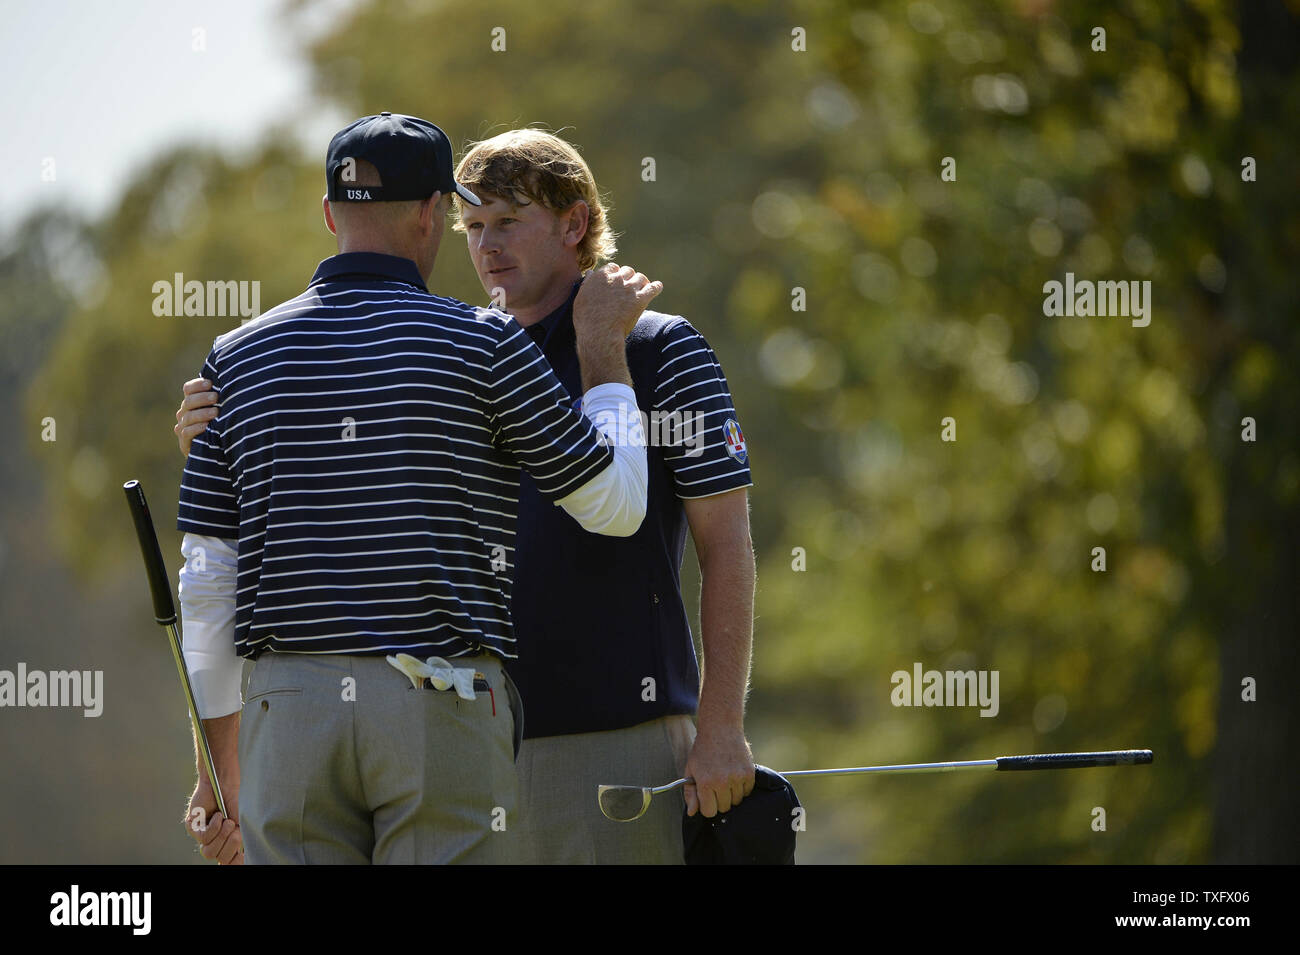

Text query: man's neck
(336, 240), (430, 281)
(510, 270), (583, 327)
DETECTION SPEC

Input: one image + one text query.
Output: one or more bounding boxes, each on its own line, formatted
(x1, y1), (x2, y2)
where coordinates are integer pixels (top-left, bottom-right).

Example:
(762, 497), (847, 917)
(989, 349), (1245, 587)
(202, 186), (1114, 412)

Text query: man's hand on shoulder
(175, 378), (219, 457)
(572, 263), (662, 392)
(573, 262), (662, 341)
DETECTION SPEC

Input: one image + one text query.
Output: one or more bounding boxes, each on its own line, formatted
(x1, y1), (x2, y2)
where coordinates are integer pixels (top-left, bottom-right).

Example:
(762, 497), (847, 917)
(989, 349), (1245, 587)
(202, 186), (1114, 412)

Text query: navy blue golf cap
(682, 765), (800, 865)
(326, 112), (481, 205)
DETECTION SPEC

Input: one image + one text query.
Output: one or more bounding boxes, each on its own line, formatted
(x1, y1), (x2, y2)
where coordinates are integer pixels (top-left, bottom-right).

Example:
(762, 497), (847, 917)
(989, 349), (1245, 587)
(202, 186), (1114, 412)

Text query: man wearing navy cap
(173, 113), (659, 864)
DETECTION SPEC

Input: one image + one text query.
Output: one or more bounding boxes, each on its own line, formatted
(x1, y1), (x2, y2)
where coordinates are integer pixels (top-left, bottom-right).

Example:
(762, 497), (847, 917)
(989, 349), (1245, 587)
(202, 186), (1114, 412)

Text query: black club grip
(996, 750), (1153, 771)
(123, 480), (177, 625)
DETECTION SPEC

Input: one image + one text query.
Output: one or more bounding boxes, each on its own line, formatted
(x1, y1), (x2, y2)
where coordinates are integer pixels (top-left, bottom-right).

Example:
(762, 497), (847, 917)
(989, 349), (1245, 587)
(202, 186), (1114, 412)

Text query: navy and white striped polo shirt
(176, 252), (614, 661)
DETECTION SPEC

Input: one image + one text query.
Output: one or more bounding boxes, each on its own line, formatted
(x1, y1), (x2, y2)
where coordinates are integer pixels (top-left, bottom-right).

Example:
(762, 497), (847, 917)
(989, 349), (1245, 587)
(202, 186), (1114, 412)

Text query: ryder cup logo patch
(723, 418), (747, 463)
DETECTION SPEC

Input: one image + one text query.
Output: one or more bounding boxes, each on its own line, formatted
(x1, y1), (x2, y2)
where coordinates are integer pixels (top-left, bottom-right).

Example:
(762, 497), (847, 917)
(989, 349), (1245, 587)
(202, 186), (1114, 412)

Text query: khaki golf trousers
(238, 651), (518, 864)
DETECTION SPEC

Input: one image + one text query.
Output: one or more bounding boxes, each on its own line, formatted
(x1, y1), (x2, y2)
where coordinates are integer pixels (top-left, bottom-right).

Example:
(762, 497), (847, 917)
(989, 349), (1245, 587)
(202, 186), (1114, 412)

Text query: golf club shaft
(164, 620), (227, 819)
(658, 749), (1153, 791)
(782, 759), (997, 778)
(123, 480), (227, 819)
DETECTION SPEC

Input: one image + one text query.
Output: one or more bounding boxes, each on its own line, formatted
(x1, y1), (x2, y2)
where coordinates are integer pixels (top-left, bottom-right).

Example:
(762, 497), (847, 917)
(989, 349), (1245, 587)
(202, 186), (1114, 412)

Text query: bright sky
(1, 0), (356, 231)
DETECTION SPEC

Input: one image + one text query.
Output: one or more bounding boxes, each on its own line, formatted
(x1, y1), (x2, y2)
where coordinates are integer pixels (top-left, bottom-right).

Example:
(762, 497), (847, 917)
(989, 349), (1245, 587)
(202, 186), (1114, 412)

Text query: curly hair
(452, 129), (617, 271)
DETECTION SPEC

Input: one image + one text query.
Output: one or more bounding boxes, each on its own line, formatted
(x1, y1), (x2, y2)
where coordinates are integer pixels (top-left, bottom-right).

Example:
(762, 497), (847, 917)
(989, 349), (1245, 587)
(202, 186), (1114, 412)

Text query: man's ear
(323, 195), (338, 236)
(562, 200), (590, 250)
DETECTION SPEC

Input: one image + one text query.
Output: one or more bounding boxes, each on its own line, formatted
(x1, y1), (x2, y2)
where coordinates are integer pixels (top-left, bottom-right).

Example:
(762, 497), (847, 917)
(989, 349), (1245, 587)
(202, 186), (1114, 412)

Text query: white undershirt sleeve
(554, 382), (648, 537)
(178, 533), (243, 719)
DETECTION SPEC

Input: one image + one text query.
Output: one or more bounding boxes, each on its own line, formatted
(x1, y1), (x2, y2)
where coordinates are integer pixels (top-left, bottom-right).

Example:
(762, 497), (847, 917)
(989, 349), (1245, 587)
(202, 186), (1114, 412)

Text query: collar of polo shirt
(310, 251), (429, 292)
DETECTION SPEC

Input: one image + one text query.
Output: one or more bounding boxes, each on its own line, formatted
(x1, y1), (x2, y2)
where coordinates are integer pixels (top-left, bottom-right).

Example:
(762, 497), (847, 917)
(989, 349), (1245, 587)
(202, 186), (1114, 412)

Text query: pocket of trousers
(243, 653), (302, 706)
(458, 673), (523, 763)
(244, 686), (303, 706)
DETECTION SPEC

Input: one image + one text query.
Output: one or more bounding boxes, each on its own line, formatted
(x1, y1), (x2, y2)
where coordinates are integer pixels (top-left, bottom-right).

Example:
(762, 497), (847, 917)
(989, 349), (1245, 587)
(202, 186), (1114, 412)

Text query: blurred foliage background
(2, 0), (1296, 863)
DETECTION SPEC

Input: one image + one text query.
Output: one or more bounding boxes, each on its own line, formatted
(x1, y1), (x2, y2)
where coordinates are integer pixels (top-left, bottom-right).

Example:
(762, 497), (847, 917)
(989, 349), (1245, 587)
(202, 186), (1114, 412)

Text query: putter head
(597, 784), (653, 822)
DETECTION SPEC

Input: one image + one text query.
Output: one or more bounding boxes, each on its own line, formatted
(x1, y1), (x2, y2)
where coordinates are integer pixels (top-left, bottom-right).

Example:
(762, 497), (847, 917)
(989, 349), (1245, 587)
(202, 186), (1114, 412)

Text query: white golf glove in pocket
(386, 653), (478, 701)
